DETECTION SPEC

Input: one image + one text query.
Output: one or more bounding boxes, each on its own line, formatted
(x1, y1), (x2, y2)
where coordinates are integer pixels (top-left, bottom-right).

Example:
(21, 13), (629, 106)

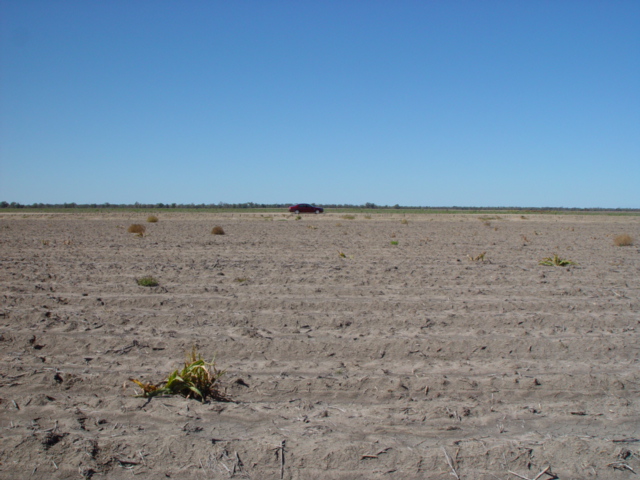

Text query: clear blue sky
(1, 1), (638, 208)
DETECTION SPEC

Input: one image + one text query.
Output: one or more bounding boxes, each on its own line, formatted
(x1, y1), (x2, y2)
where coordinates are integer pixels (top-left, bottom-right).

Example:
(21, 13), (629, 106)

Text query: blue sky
(1, 1), (638, 208)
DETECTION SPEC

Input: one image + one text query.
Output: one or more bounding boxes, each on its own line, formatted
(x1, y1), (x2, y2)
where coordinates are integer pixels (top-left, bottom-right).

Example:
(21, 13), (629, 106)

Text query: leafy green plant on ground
(147, 215), (158, 223)
(539, 254), (577, 267)
(390, 241), (399, 246)
(137, 276), (159, 287)
(130, 347), (227, 402)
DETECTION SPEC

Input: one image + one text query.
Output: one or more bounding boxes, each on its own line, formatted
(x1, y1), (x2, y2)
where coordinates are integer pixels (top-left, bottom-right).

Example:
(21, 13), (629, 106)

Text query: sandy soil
(1, 211), (639, 480)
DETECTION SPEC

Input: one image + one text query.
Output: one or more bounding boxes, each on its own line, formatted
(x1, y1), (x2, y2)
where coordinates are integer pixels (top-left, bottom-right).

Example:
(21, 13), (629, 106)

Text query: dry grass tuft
(147, 215), (158, 223)
(614, 234), (634, 246)
(341, 215), (356, 220)
(130, 347), (227, 402)
(128, 224), (146, 235)
(211, 226), (225, 235)
(400, 218), (409, 225)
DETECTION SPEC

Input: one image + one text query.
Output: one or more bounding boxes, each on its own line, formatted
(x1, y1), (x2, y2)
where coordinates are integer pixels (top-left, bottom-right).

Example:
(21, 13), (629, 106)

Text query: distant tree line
(0, 201), (638, 212)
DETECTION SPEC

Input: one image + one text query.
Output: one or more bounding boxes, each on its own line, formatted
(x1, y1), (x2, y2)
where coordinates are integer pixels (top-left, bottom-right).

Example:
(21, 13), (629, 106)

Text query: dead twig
(280, 440), (285, 479)
(442, 447), (460, 480)
(608, 462), (636, 473)
(509, 466), (557, 480)
(533, 466), (557, 480)
(361, 447), (391, 460)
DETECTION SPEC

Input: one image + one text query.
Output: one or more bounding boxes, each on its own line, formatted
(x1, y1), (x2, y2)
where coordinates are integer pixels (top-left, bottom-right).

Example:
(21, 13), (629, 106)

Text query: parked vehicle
(288, 204), (323, 214)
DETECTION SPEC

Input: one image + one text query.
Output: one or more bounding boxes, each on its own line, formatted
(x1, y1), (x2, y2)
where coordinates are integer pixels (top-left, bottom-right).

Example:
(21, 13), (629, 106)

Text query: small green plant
(295, 215), (302, 221)
(130, 347), (227, 402)
(211, 226), (225, 235)
(128, 224), (146, 235)
(235, 277), (248, 283)
(390, 241), (399, 246)
(400, 218), (408, 225)
(539, 254), (577, 267)
(306, 225), (318, 230)
(338, 250), (346, 258)
(468, 251), (486, 262)
(614, 234), (633, 246)
(147, 215), (158, 223)
(341, 215), (356, 220)
(137, 276), (159, 287)
(364, 215), (372, 219)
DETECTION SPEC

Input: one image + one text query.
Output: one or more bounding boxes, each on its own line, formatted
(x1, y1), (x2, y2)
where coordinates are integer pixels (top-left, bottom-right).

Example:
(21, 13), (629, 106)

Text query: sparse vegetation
(614, 234), (634, 246)
(341, 215), (356, 220)
(235, 277), (248, 283)
(147, 215), (158, 223)
(539, 254), (577, 267)
(211, 226), (225, 235)
(295, 215), (302, 221)
(364, 215), (372, 219)
(130, 347), (227, 402)
(338, 250), (346, 258)
(390, 241), (399, 246)
(128, 224), (146, 235)
(400, 218), (408, 225)
(137, 276), (159, 287)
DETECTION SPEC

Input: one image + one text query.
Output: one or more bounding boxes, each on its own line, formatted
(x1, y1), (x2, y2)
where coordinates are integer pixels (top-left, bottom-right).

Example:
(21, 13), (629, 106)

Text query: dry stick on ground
(280, 440), (286, 479)
(508, 466), (557, 480)
(442, 447), (460, 480)
(361, 447), (392, 459)
(608, 462), (636, 474)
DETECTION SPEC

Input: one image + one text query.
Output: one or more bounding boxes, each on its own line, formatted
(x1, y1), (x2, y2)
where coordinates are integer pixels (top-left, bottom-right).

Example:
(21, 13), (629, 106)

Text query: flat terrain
(1, 212), (639, 479)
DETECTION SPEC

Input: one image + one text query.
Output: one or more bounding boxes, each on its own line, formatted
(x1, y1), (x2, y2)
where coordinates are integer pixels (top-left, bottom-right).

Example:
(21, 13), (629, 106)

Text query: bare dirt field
(1, 211), (639, 479)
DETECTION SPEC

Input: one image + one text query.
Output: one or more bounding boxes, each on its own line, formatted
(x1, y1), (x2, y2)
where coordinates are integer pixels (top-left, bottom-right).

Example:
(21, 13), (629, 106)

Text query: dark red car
(289, 204), (324, 214)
